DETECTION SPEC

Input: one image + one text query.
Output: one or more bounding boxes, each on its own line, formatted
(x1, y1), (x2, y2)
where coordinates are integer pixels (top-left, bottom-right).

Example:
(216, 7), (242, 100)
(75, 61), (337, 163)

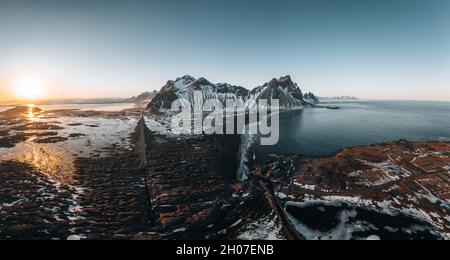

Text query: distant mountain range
(147, 75), (318, 113)
(5, 91), (158, 106)
(126, 91), (158, 104)
(319, 96), (359, 101)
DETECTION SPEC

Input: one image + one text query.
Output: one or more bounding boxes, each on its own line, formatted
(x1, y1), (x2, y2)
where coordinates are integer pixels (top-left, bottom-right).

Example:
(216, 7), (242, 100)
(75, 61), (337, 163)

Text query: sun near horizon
(12, 78), (47, 101)
(0, 77), (49, 104)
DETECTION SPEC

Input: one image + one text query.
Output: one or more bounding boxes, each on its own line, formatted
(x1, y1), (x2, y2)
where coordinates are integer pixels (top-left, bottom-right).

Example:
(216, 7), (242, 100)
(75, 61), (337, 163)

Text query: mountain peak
(148, 75), (315, 113)
(267, 75), (295, 88)
(304, 92), (320, 104)
(279, 75), (292, 83)
(192, 77), (214, 87)
(176, 75), (196, 82)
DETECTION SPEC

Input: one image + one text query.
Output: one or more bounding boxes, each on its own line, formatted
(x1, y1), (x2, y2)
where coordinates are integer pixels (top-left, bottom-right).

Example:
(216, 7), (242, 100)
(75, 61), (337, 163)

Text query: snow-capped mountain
(147, 75), (316, 113)
(147, 75), (248, 112)
(245, 76), (308, 108)
(303, 92), (320, 104)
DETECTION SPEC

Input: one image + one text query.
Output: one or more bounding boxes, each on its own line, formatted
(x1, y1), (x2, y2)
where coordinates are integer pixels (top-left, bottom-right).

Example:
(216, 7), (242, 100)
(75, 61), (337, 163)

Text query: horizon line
(1, 97), (450, 106)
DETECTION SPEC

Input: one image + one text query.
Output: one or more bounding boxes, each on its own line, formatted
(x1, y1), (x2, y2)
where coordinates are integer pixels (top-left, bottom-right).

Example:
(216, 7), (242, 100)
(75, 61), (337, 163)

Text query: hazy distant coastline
(0, 91), (157, 106)
(319, 96), (359, 101)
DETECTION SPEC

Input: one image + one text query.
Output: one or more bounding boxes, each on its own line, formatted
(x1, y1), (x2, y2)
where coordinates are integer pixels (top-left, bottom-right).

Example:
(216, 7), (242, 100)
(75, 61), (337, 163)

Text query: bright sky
(0, 0), (449, 102)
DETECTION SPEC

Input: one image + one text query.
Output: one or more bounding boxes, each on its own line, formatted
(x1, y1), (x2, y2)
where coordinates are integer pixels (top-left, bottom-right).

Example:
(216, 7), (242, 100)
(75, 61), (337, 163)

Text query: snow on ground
(237, 212), (285, 240)
(275, 192), (287, 200)
(284, 201), (357, 240)
(144, 115), (197, 138)
(173, 227), (187, 233)
(284, 196), (448, 240)
(293, 181), (316, 191)
(173, 76), (195, 90)
(144, 116), (172, 135)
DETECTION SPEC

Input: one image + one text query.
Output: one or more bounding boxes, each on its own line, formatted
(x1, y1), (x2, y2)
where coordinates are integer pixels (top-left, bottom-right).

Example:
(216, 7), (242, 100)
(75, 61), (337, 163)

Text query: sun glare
(13, 78), (47, 100)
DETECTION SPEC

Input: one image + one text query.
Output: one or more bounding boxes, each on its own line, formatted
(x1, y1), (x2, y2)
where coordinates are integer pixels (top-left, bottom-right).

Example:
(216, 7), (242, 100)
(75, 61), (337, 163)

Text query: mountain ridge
(147, 75), (317, 113)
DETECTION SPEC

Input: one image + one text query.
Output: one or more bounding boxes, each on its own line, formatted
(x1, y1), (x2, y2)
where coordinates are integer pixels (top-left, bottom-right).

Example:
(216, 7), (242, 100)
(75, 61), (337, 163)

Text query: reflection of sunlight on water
(0, 142), (76, 184)
(0, 115), (138, 184)
(27, 103), (37, 120)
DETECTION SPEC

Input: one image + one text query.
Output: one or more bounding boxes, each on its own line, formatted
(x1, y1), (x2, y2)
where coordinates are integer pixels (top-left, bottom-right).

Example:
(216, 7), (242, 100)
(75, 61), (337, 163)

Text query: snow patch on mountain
(147, 75), (316, 113)
(147, 75), (250, 113)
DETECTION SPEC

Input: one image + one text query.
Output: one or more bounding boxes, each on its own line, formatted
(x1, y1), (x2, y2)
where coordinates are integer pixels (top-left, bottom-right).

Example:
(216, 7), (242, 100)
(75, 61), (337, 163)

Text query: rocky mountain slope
(147, 76), (248, 112)
(245, 76), (308, 108)
(127, 91), (158, 103)
(147, 75), (317, 113)
(303, 92), (320, 104)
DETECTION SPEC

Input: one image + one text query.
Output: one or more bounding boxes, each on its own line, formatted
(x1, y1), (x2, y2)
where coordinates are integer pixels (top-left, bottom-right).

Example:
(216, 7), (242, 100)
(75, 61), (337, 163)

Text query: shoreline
(0, 105), (448, 240)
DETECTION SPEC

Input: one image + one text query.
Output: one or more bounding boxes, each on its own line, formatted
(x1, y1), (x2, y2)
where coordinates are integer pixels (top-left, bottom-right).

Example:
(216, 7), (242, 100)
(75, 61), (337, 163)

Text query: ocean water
(252, 100), (450, 162)
(0, 103), (136, 112)
(37, 103), (136, 112)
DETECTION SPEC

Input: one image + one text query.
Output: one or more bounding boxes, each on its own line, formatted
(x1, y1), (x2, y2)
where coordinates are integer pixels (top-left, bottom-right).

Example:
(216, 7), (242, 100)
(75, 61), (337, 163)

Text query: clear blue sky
(0, 0), (449, 101)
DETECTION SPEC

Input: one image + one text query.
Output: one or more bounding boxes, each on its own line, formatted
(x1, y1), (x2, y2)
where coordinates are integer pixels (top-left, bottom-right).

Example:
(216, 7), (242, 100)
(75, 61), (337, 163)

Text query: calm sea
(252, 100), (450, 162)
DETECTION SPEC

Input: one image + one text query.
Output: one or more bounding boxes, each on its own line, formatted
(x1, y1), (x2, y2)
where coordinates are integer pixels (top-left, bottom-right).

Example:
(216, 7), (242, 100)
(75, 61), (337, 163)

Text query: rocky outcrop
(303, 92), (320, 104)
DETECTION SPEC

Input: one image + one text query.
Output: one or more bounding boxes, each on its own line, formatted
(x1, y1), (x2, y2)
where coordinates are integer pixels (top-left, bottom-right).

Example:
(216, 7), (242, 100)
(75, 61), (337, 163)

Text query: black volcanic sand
(142, 131), (274, 240)
(0, 161), (73, 240)
(0, 133), (270, 240)
(0, 106), (152, 239)
(0, 148), (152, 240)
(33, 136), (69, 144)
(69, 148), (152, 239)
(0, 107), (278, 240)
(0, 135), (29, 148)
(12, 122), (65, 131)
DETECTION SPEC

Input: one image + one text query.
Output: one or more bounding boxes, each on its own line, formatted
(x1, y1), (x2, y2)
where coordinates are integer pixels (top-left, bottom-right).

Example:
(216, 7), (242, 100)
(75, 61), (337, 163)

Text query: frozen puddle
(285, 200), (442, 240)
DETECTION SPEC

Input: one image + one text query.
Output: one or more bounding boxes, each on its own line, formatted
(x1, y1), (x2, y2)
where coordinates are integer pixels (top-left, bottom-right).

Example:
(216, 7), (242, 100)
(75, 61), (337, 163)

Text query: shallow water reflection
(0, 106), (139, 184)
